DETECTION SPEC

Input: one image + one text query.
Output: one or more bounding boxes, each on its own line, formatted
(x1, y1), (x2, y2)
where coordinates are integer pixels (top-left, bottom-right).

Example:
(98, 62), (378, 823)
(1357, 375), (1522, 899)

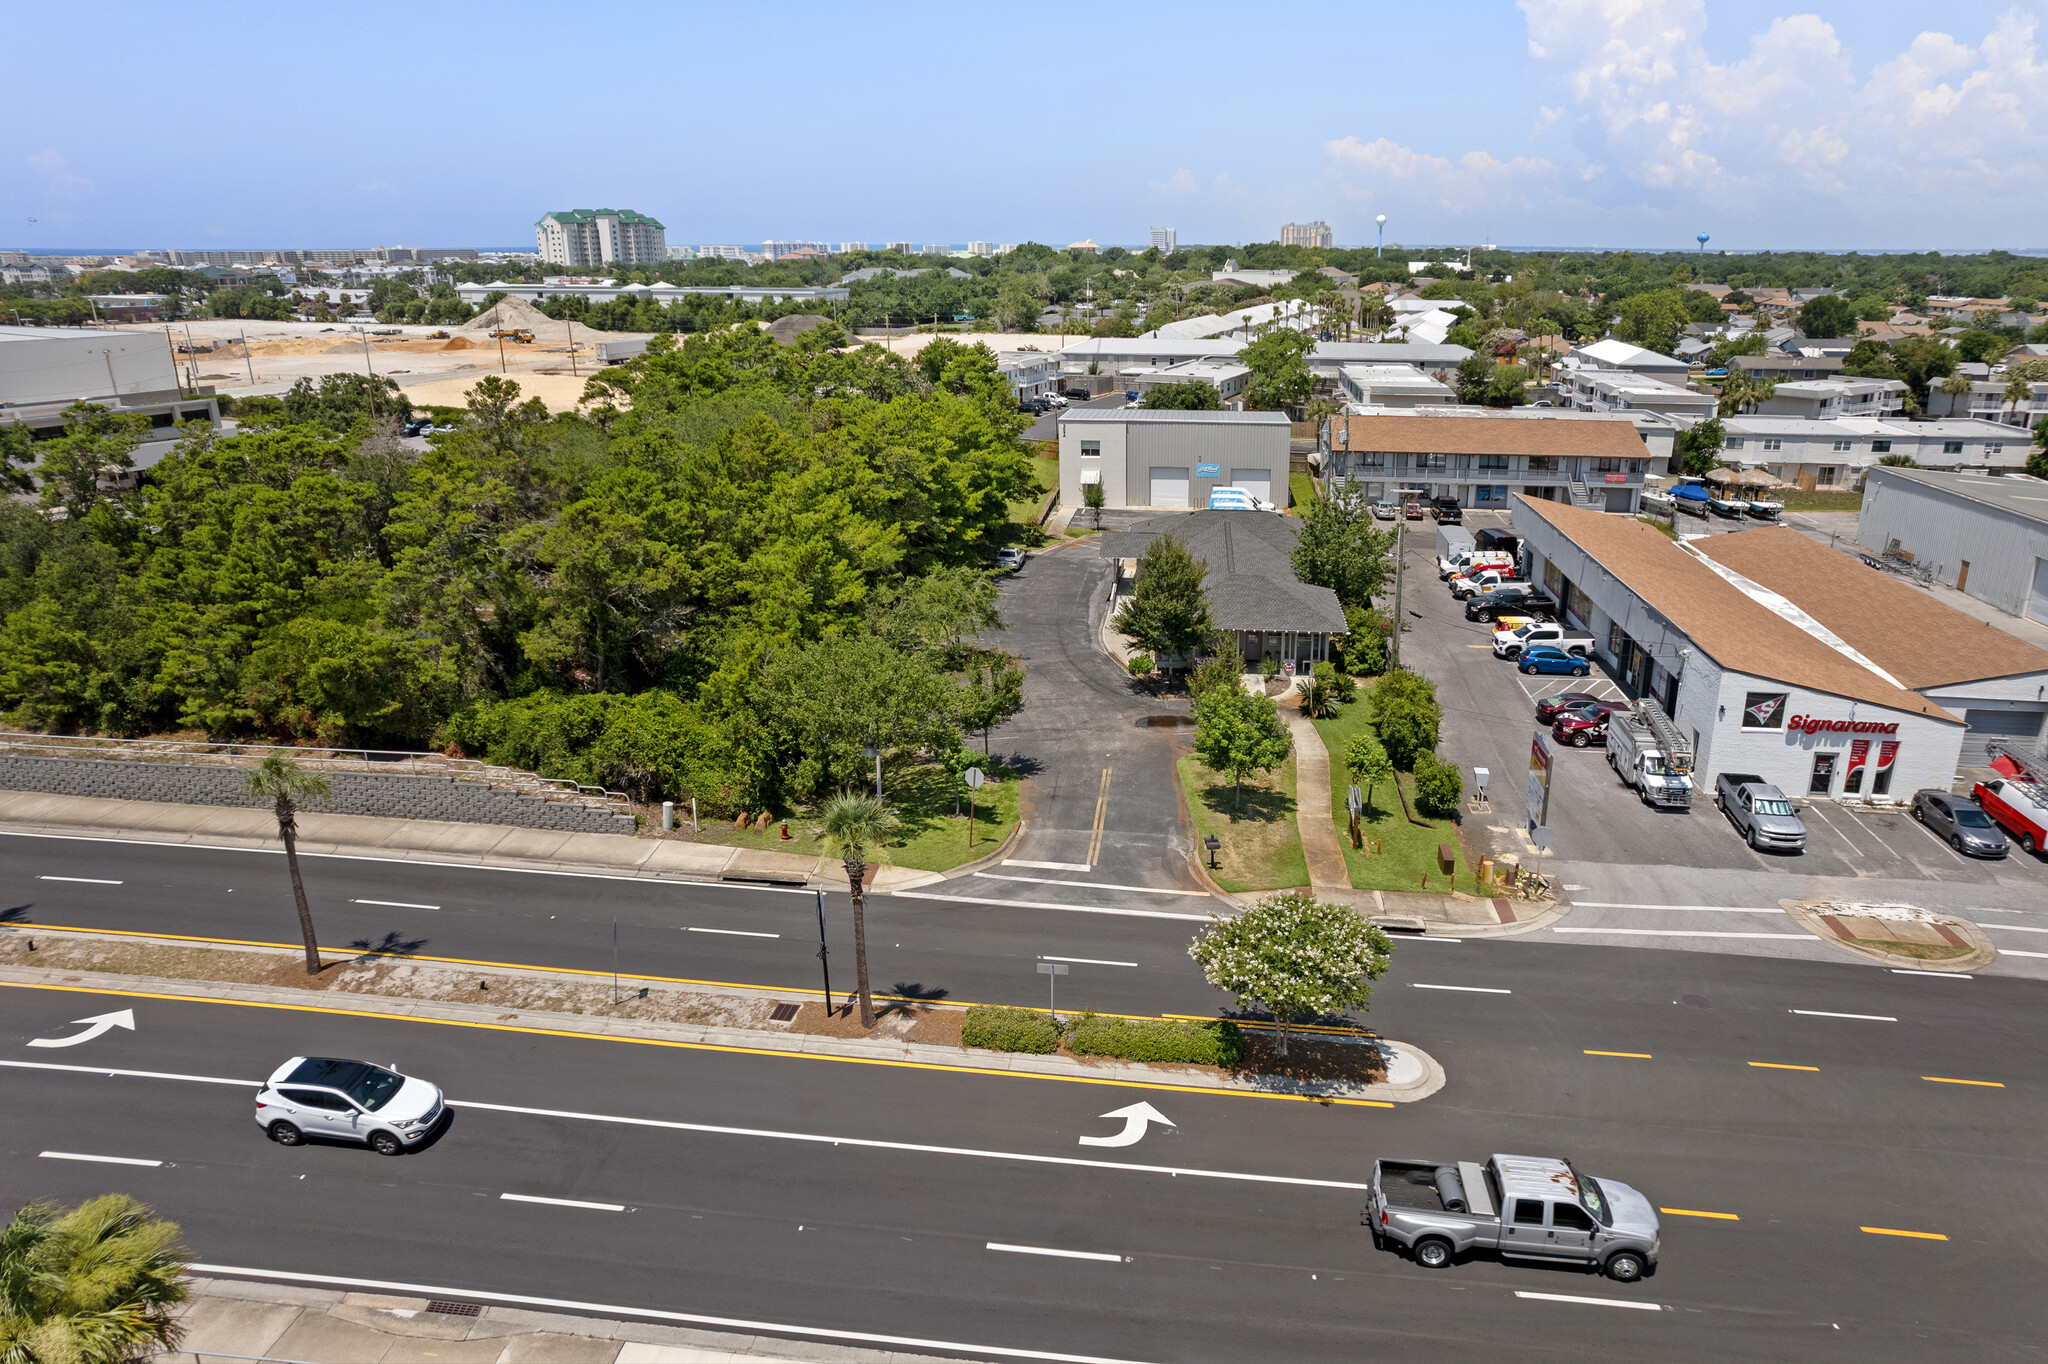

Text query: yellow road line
(1861, 1226), (1947, 1241)
(0, 979), (1395, 1108)
(1747, 1062), (1820, 1071)
(1087, 767), (1112, 867)
(1921, 1076), (2004, 1087)
(1584, 1050), (1652, 1059)
(1659, 1208), (1740, 1220)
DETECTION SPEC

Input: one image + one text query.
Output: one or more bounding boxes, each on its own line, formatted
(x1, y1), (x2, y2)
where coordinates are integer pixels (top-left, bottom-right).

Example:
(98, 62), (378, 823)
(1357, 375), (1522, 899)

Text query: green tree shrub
(961, 1005), (1062, 1053)
(1064, 1013), (1246, 1065)
(1188, 891), (1393, 1054)
(1414, 750), (1463, 815)
(1373, 671), (1443, 769)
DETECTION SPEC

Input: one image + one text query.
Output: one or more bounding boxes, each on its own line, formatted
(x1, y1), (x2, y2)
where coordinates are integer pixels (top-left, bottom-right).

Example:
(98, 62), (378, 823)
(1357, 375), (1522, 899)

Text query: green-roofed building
(535, 208), (668, 268)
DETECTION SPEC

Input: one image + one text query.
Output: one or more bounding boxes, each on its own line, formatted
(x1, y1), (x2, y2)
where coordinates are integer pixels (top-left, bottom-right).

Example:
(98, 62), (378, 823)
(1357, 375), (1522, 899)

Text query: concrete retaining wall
(0, 755), (635, 834)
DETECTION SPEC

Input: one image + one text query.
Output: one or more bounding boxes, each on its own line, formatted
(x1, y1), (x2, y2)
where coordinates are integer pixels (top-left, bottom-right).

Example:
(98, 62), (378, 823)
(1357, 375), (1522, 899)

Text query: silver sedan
(1911, 789), (2010, 858)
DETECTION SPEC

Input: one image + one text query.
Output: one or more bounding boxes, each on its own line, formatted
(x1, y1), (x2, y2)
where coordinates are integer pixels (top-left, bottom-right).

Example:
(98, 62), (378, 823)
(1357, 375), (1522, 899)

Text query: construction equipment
(490, 328), (535, 344)
(428, 330), (451, 339)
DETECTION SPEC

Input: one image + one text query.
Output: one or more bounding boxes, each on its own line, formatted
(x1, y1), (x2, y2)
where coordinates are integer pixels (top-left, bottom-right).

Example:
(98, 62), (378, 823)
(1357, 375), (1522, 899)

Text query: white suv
(256, 1056), (444, 1156)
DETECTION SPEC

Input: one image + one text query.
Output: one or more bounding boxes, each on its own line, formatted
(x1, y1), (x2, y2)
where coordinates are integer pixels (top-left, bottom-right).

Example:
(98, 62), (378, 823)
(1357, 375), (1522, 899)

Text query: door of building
(1961, 707), (2047, 769)
(1956, 560), (1971, 593)
(1231, 468), (1271, 505)
(1147, 466), (1189, 507)
(1604, 487), (1633, 513)
(1809, 751), (1838, 795)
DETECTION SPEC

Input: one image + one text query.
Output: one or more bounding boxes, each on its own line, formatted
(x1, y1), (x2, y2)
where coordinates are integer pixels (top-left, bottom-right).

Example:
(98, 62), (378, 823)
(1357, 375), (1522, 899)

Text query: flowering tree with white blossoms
(1187, 891), (1393, 1055)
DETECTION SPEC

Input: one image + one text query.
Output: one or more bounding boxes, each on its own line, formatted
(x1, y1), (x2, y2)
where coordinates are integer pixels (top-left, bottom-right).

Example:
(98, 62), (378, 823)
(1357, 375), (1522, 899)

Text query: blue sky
(7, 1), (2046, 253)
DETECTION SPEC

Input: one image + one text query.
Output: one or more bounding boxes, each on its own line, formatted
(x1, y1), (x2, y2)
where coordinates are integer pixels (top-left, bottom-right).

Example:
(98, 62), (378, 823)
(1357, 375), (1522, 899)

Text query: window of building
(1986, 442), (2004, 454)
(1943, 441), (1963, 454)
(1762, 438), (1783, 451)
(1080, 441), (1100, 457)
(1477, 453), (1509, 470)
(1832, 440), (1852, 452)
(1593, 457), (1625, 473)
(1418, 452), (1446, 469)
(1817, 466), (1838, 485)
(1726, 438), (1745, 449)
(1871, 440), (1891, 453)
(1527, 456), (1560, 472)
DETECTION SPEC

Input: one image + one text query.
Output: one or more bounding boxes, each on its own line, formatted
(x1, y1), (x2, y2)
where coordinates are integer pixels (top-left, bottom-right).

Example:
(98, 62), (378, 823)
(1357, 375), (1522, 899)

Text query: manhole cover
(769, 1002), (800, 1022)
(425, 1302), (481, 1317)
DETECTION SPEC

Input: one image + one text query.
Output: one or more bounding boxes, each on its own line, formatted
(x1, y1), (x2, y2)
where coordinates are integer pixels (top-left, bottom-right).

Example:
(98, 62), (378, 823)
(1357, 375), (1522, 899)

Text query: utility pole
(1391, 491), (1408, 670)
(567, 317), (577, 376)
(239, 328), (255, 385)
(162, 327), (181, 393)
(356, 327), (380, 417)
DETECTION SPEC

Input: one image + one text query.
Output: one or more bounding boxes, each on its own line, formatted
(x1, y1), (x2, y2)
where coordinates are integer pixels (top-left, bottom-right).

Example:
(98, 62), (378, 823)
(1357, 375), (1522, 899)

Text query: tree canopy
(1187, 891), (1392, 1054)
(1116, 534), (1214, 672)
(1292, 486), (1394, 608)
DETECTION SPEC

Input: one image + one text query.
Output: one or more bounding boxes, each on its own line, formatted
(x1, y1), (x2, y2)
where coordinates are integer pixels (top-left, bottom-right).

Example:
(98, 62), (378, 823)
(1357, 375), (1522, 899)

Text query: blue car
(1519, 645), (1591, 677)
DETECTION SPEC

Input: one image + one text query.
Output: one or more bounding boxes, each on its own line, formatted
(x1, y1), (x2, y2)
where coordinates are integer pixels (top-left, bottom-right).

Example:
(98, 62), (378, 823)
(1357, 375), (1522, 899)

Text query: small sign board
(963, 767), (985, 790)
(1527, 732), (1554, 830)
(1282, 659), (1296, 676)
(1203, 834), (1221, 851)
(1529, 826), (1554, 853)
(1036, 962), (1070, 976)
(1195, 463), (1221, 478)
(1347, 785), (1363, 817)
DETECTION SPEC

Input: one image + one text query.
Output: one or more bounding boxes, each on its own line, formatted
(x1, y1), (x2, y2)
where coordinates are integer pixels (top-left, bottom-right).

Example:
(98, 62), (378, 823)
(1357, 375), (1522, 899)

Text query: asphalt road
(5, 939), (2046, 1362)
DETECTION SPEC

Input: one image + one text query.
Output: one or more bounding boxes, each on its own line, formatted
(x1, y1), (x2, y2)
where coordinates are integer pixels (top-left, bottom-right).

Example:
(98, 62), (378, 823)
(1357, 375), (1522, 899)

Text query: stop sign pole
(964, 766), (985, 849)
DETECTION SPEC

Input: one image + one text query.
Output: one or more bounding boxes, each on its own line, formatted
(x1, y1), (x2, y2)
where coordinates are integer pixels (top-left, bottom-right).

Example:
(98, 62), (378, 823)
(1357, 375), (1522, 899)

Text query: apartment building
(1280, 220), (1333, 249)
(1326, 411), (1651, 513)
(535, 210), (668, 267)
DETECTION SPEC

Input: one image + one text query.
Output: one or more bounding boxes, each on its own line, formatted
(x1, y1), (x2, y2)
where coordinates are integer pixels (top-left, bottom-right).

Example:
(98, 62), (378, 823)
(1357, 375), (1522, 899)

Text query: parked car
(1534, 691), (1607, 725)
(1062, 387), (1092, 401)
(994, 548), (1026, 571)
(1473, 529), (1520, 555)
(1451, 573), (1533, 602)
(1911, 789), (2009, 857)
(1466, 588), (1555, 624)
(1430, 499), (1463, 524)
(1518, 645), (1591, 677)
(1714, 773), (1806, 852)
(1365, 1153), (1659, 1282)
(400, 417), (431, 437)
(1972, 776), (2048, 855)
(1404, 502), (1425, 520)
(1493, 622), (1595, 659)
(1372, 501), (1397, 521)
(256, 1056), (444, 1155)
(1553, 700), (1626, 747)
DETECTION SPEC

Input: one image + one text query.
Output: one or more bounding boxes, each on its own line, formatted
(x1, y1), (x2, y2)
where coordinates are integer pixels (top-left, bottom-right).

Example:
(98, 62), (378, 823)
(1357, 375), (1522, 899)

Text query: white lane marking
(1791, 1010), (1897, 1021)
(446, 1100), (1373, 1190)
(1003, 860), (1092, 873)
(0, 1059), (257, 1086)
(500, 1192), (625, 1212)
(1411, 983), (1512, 994)
(1040, 955), (1137, 967)
(27, 1009), (137, 1048)
(1997, 949), (2048, 958)
(1514, 1290), (1661, 1312)
(1986, 923), (2048, 933)
(0, 830), (820, 897)
(1891, 970), (1971, 979)
(1391, 936), (1463, 943)
(188, 1264), (1152, 1364)
(1552, 928), (1810, 939)
(974, 872), (1204, 898)
(4, 1061), (1373, 1192)
(986, 1242), (1122, 1263)
(1571, 902), (1783, 913)
(37, 876), (124, 885)
(891, 891), (1212, 922)
(351, 898), (441, 910)
(41, 1150), (162, 1167)
(1970, 907), (2028, 914)
(1078, 1101), (1173, 1148)
(687, 927), (780, 938)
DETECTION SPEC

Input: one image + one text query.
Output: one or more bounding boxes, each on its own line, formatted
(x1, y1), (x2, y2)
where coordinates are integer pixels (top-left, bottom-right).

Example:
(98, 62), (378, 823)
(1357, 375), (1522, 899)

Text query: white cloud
(26, 148), (90, 197)
(1325, 136), (1555, 216)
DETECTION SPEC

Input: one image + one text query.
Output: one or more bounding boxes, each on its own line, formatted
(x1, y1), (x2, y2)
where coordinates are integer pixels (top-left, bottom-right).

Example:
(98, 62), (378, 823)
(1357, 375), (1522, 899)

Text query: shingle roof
(1341, 414), (1649, 458)
(1099, 511), (1347, 633)
(1512, 498), (1960, 721)
(1690, 527), (2048, 689)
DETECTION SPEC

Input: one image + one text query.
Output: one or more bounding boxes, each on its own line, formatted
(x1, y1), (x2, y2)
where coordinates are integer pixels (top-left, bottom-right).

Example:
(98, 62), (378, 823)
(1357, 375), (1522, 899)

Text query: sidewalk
(1281, 711), (1350, 894)
(159, 1273), (984, 1364)
(0, 790), (945, 894)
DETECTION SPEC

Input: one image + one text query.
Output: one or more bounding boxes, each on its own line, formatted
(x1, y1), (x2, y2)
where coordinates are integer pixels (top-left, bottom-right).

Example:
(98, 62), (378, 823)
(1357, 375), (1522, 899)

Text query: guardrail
(0, 732), (631, 817)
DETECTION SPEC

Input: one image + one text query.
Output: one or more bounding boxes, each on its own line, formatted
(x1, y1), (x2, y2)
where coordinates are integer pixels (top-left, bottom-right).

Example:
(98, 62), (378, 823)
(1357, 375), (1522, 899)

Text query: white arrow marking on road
(1078, 1101), (1173, 1148)
(27, 1009), (135, 1049)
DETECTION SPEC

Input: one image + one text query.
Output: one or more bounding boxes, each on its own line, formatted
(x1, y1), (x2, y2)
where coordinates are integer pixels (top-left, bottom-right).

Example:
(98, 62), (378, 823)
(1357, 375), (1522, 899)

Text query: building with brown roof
(1510, 495), (1975, 800)
(1327, 412), (1652, 514)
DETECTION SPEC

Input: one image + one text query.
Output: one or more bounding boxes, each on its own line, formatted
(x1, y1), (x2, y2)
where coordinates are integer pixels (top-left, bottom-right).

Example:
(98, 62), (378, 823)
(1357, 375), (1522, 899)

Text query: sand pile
(462, 295), (577, 345)
(768, 313), (833, 346)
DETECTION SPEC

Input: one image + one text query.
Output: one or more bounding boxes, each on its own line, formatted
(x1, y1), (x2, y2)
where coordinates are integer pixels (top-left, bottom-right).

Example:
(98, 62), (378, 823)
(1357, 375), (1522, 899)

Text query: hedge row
(960, 1007), (1245, 1066)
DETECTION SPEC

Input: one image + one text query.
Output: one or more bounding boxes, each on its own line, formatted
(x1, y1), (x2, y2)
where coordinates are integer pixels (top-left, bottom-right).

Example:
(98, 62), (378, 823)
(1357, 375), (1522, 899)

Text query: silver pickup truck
(1714, 772), (1807, 852)
(1364, 1153), (1660, 1281)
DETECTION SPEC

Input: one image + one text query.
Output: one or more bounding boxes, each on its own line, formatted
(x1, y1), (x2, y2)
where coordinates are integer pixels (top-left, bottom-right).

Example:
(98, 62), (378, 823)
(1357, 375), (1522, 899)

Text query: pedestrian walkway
(1282, 711), (1351, 894)
(0, 790), (944, 893)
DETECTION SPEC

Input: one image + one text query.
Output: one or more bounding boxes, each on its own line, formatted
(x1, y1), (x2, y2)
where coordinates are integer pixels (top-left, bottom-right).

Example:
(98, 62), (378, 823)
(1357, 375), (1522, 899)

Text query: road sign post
(1036, 960), (1070, 1019)
(964, 766), (985, 850)
(1202, 833), (1220, 868)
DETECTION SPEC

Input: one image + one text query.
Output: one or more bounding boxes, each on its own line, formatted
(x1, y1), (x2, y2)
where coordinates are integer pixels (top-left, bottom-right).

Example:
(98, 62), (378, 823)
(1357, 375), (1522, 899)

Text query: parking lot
(1407, 510), (2048, 890)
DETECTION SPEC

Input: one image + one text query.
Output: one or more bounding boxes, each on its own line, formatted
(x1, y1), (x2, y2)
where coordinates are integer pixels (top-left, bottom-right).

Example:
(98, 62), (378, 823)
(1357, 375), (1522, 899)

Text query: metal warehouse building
(1058, 409), (1291, 510)
(1858, 468), (2048, 625)
(1511, 497), (2048, 799)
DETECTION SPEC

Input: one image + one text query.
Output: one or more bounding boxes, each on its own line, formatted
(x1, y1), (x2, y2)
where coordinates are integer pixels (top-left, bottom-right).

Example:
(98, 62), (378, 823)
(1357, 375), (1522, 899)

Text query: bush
(1064, 1013), (1246, 1066)
(1374, 670), (1443, 769)
(1414, 750), (1463, 816)
(1126, 653), (1154, 677)
(1312, 660), (1355, 705)
(1341, 606), (1389, 675)
(961, 1006), (1062, 1053)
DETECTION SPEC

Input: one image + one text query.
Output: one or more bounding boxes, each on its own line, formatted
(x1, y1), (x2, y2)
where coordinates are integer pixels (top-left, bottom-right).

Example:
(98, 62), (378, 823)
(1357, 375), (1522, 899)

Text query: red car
(1404, 502), (1425, 520)
(1534, 691), (1605, 726)
(1552, 699), (1630, 747)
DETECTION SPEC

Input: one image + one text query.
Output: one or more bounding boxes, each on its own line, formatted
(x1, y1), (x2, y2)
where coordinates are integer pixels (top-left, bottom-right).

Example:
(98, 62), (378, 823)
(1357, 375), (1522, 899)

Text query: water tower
(1697, 232), (1710, 254)
(1376, 214), (1388, 258)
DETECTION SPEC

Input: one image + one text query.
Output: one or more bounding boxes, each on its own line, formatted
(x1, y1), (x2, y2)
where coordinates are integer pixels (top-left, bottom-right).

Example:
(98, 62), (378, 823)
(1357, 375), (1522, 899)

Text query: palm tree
(2004, 375), (2032, 428)
(0, 1195), (190, 1363)
(818, 793), (898, 1029)
(243, 755), (332, 974)
(1939, 370), (1975, 417)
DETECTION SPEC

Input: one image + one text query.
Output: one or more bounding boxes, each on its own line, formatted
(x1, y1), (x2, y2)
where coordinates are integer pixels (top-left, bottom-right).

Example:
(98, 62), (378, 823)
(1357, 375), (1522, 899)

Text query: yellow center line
(1659, 1208), (1740, 1220)
(1921, 1076), (2004, 1087)
(0, 979), (1396, 1108)
(1747, 1062), (1820, 1071)
(1087, 766), (1112, 867)
(1584, 1050), (1652, 1059)
(1861, 1226), (1948, 1241)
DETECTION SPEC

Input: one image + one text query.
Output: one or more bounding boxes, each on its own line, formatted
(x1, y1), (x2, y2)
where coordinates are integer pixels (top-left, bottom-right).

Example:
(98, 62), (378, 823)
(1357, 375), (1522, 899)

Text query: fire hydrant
(779, 819), (791, 841)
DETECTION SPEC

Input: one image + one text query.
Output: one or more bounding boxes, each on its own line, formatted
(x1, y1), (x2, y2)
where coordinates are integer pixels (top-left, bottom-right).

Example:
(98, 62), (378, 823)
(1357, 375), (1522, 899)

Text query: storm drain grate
(769, 1002), (801, 1022)
(426, 1301), (482, 1317)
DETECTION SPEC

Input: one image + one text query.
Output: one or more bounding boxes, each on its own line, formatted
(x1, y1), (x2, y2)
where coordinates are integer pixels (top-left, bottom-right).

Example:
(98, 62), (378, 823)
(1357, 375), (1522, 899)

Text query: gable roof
(1691, 527), (2048, 688)
(1512, 498), (1960, 721)
(1340, 413), (1648, 458)
(1098, 510), (1346, 634)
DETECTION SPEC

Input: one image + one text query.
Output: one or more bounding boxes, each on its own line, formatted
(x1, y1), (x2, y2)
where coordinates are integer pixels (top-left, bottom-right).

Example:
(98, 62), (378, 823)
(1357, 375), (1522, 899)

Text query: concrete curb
(0, 960), (1444, 1105)
(1779, 898), (1998, 972)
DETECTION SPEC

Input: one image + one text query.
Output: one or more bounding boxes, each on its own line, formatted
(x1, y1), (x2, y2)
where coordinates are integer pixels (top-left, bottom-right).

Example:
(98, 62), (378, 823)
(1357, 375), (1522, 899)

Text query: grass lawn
(1310, 680), (1476, 895)
(1776, 489), (1862, 512)
(1007, 454), (1060, 528)
(1177, 752), (1309, 895)
(670, 759), (1022, 875)
(1288, 472), (1319, 514)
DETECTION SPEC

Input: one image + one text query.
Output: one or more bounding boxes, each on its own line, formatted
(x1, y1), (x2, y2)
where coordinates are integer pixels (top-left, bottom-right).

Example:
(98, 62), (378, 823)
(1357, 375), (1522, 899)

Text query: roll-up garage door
(2027, 558), (2048, 625)
(1148, 466), (1189, 507)
(1231, 468), (1272, 506)
(1961, 707), (2047, 768)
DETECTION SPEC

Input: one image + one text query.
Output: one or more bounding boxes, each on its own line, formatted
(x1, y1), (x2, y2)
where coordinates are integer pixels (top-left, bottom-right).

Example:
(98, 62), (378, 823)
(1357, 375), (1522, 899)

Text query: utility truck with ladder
(1605, 698), (1694, 809)
(1974, 740), (2048, 855)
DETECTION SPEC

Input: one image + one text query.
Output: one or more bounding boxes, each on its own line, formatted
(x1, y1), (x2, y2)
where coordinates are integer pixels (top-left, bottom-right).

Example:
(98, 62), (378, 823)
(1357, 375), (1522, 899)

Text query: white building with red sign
(1511, 497), (2048, 802)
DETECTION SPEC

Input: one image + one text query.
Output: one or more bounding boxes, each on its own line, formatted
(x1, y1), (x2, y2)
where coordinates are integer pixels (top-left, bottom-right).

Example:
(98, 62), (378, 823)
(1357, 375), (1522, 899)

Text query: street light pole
(814, 887), (834, 1014)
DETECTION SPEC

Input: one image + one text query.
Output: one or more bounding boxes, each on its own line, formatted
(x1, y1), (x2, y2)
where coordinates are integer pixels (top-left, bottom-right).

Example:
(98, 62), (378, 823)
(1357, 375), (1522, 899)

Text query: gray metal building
(1859, 468), (2048, 624)
(1059, 409), (1291, 509)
